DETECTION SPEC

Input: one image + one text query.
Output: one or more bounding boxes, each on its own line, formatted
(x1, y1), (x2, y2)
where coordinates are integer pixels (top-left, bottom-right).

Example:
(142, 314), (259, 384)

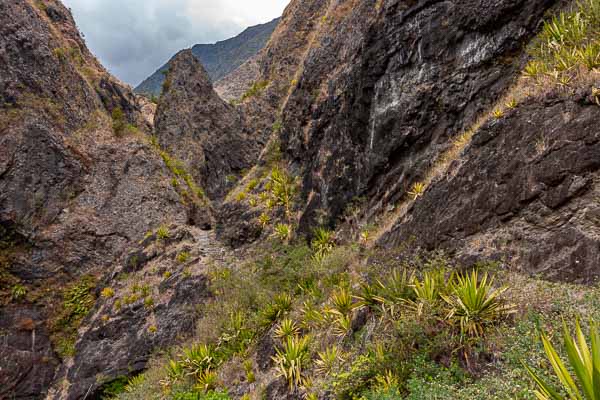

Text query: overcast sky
(63, 0), (289, 86)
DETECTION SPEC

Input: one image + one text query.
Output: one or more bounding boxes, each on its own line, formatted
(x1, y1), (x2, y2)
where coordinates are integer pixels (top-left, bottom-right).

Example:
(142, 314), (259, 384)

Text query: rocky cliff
(2, 0), (600, 398)
(134, 18), (280, 97)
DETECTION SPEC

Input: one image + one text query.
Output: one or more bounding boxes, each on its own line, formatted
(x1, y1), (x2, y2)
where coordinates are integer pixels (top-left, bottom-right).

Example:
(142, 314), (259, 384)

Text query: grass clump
(525, 0), (600, 84)
(240, 80), (269, 102)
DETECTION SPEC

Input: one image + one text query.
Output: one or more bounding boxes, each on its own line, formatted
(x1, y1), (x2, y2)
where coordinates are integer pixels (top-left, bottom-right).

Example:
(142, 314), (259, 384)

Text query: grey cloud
(63, 0), (250, 85)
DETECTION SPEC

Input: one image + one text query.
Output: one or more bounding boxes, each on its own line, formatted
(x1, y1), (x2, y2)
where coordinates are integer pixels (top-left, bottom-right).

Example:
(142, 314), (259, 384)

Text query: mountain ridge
(134, 17), (280, 97)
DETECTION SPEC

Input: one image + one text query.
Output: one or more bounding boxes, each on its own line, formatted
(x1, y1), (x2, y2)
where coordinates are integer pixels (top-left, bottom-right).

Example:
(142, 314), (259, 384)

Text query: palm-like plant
(525, 320), (600, 400)
(374, 269), (415, 317)
(181, 344), (217, 378)
(272, 335), (311, 390)
(270, 168), (296, 219)
(274, 223), (293, 242)
(275, 318), (300, 339)
(311, 227), (335, 262)
(315, 345), (343, 375)
(441, 271), (514, 338)
(409, 269), (450, 317)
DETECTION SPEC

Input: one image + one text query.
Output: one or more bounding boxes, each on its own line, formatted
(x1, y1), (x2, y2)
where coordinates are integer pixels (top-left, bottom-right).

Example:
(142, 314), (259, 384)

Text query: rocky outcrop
(277, 0), (559, 231)
(381, 86), (600, 283)
(214, 55), (261, 102)
(134, 18), (280, 97)
(0, 1), (193, 397)
(49, 225), (219, 400)
(154, 50), (262, 200)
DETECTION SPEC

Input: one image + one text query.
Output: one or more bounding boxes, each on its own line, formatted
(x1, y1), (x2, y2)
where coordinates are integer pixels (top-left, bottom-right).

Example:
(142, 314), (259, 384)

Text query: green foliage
(442, 271), (514, 338)
(525, 319), (600, 400)
(261, 293), (293, 325)
(156, 226), (170, 241)
(274, 223), (293, 242)
(272, 335), (312, 390)
(374, 269), (415, 317)
(11, 284), (26, 301)
(408, 182), (426, 200)
(525, 0), (600, 84)
(274, 318), (300, 339)
(315, 345), (343, 375)
(311, 227), (335, 262)
(111, 108), (127, 137)
(240, 80), (269, 101)
(177, 251), (191, 264)
(269, 167), (296, 220)
(98, 376), (130, 399)
(172, 390), (231, 400)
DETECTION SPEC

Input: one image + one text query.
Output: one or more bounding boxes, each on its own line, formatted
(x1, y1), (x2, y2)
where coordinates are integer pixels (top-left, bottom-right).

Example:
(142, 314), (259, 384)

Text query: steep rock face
(276, 0), (558, 230)
(154, 50), (260, 200)
(214, 54), (261, 102)
(49, 226), (218, 400)
(0, 1), (191, 397)
(381, 87), (600, 283)
(134, 18), (280, 97)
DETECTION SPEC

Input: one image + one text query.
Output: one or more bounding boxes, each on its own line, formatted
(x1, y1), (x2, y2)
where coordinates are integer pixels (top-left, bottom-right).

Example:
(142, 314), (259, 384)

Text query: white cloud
(62, 0), (289, 85)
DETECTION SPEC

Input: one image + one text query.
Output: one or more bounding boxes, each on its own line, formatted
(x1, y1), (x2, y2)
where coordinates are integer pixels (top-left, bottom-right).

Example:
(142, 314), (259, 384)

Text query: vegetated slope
(0, 0), (229, 398)
(4, 0), (600, 398)
(154, 50), (261, 201)
(134, 18), (280, 97)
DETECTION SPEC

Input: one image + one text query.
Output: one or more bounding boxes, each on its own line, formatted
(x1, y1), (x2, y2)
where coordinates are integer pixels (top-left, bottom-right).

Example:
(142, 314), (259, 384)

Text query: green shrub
(111, 107), (127, 136)
(525, 319), (600, 400)
(272, 335), (311, 390)
(442, 271), (514, 338)
(11, 284), (26, 301)
(240, 80), (269, 101)
(525, 0), (600, 83)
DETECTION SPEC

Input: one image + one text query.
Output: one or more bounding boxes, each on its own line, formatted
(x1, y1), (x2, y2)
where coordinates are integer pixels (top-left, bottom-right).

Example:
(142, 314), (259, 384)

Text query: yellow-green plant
(11, 284), (27, 301)
(236, 191), (247, 202)
(270, 167), (296, 219)
(328, 286), (355, 317)
(161, 360), (185, 388)
(274, 223), (293, 242)
(493, 109), (504, 119)
(258, 213), (271, 228)
(156, 226), (170, 241)
(442, 271), (514, 338)
(332, 314), (352, 338)
(195, 370), (219, 393)
(374, 269), (415, 317)
(525, 319), (600, 400)
(408, 182), (426, 200)
(261, 293), (293, 325)
(311, 227), (335, 261)
(275, 318), (300, 340)
(176, 251), (191, 264)
(181, 344), (218, 378)
(409, 269), (451, 317)
(272, 335), (311, 390)
(315, 345), (343, 375)
(125, 374), (145, 392)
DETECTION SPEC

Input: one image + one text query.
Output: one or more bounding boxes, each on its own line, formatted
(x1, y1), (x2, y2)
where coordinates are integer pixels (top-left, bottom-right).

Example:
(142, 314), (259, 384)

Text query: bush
(442, 271), (514, 338)
(272, 335), (311, 390)
(525, 319), (600, 400)
(525, 0), (600, 84)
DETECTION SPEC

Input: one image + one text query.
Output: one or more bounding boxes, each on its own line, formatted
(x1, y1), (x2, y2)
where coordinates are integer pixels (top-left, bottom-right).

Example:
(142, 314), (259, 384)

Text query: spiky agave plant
(315, 345), (343, 375)
(275, 318), (300, 340)
(525, 319), (600, 400)
(441, 271), (514, 338)
(311, 227), (335, 262)
(272, 335), (311, 390)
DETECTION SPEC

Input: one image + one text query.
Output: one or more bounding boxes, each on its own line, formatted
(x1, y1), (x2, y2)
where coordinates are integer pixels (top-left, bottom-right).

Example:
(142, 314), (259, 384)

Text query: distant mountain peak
(134, 17), (280, 97)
